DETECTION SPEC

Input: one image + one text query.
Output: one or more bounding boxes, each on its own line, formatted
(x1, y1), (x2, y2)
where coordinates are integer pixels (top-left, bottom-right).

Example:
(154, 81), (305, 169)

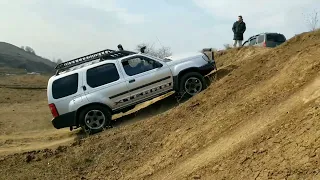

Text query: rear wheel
(179, 72), (207, 99)
(79, 105), (112, 135)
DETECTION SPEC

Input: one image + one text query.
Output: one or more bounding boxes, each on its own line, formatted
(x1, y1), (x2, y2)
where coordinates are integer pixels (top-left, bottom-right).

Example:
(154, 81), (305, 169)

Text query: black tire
(178, 72), (207, 99)
(78, 105), (112, 135)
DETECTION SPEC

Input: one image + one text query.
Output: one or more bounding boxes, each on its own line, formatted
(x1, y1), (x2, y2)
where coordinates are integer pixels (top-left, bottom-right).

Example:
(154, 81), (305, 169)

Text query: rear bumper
(51, 111), (76, 129)
(199, 61), (216, 75)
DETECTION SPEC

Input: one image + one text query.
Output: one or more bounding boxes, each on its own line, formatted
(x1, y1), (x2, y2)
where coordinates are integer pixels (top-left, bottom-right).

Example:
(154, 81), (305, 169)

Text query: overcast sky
(0, 0), (319, 61)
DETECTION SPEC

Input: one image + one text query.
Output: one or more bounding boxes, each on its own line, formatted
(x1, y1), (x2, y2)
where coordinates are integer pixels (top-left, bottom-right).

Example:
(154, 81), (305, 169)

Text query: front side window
(86, 63), (120, 88)
(122, 56), (162, 76)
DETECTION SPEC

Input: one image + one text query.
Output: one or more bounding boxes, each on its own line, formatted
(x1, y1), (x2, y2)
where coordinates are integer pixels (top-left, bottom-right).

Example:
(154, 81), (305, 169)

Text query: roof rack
(55, 48), (136, 75)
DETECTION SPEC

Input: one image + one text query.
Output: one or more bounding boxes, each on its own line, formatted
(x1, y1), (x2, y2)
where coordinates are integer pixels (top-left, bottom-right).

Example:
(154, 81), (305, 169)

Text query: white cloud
(76, 0), (145, 24)
(0, 0), (319, 62)
(193, 0), (320, 38)
(0, 0), (146, 61)
(193, 0), (318, 20)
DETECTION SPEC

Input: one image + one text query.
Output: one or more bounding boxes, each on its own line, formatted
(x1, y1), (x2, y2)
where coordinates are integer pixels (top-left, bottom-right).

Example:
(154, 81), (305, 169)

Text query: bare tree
(135, 43), (172, 58)
(156, 46), (172, 58)
(24, 46), (36, 55)
(303, 9), (319, 31)
(56, 59), (63, 64)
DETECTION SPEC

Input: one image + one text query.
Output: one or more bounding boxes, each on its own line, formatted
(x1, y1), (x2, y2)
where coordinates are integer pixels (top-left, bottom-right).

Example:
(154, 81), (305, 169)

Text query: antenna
(156, 36), (164, 48)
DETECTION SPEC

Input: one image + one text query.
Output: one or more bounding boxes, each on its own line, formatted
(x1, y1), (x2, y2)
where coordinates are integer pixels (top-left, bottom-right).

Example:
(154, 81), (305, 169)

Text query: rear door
(50, 72), (87, 115)
(266, 33), (286, 47)
(119, 55), (173, 105)
(83, 62), (132, 110)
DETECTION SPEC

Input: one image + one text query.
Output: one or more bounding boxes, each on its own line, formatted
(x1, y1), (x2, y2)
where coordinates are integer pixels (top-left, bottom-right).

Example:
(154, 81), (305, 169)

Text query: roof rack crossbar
(54, 49), (137, 75)
(101, 50), (136, 60)
(55, 49), (116, 70)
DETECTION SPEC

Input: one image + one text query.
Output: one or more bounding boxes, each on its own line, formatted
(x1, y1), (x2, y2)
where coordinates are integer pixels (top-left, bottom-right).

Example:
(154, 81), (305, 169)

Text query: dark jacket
(232, 21), (246, 40)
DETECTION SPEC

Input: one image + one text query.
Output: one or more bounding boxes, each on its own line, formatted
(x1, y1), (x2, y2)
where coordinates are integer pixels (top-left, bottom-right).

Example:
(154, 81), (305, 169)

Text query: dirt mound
(215, 46), (269, 68)
(0, 30), (320, 180)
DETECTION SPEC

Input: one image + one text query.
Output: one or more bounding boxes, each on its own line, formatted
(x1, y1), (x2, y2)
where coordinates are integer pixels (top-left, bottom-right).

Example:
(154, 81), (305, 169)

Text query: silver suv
(47, 47), (216, 133)
(242, 32), (286, 47)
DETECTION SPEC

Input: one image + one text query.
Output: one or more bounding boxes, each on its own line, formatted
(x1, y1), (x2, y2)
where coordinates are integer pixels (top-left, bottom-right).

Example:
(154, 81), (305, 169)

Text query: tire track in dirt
(0, 137), (74, 155)
(152, 76), (320, 180)
(0, 129), (76, 155)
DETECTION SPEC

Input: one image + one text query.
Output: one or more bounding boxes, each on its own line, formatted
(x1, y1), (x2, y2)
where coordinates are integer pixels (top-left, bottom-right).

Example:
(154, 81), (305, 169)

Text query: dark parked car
(242, 32), (286, 47)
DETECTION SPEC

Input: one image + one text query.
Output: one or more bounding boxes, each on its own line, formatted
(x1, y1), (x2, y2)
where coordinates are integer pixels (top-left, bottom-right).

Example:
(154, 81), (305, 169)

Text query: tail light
(262, 42), (266, 47)
(49, 103), (59, 118)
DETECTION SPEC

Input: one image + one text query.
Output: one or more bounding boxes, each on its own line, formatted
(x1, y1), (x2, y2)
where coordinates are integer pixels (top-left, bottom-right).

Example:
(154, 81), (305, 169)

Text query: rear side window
(52, 73), (78, 99)
(87, 63), (119, 88)
(267, 34), (286, 42)
(257, 35), (265, 43)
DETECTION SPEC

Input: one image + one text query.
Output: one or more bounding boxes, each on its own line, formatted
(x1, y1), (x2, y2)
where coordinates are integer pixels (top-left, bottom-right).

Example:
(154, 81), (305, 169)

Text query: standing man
(232, 15), (246, 47)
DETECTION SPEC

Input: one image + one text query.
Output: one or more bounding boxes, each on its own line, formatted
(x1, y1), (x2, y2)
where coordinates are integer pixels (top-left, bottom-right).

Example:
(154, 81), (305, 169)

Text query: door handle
(129, 79), (135, 83)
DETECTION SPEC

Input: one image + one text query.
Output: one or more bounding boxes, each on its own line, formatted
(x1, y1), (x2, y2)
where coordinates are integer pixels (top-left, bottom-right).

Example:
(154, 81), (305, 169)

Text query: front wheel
(179, 72), (207, 99)
(79, 105), (112, 135)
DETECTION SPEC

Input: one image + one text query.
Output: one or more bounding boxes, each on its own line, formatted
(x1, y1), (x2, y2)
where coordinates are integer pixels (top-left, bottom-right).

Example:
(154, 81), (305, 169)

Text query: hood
(164, 52), (203, 61)
(164, 52), (204, 66)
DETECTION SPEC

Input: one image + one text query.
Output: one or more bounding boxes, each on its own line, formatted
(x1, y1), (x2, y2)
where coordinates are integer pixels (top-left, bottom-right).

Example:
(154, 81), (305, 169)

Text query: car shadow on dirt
(112, 94), (180, 128)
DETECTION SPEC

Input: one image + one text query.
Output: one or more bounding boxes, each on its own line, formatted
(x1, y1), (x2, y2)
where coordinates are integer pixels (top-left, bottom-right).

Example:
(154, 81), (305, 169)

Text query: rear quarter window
(267, 34), (286, 42)
(52, 73), (79, 99)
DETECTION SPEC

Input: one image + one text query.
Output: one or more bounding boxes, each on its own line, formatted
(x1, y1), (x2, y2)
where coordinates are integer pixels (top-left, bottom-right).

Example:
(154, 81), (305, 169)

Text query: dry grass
(0, 74), (50, 88)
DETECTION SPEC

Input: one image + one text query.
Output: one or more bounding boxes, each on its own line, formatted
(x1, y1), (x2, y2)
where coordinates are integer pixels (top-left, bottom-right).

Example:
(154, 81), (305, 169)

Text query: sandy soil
(0, 76), (178, 156)
(0, 30), (319, 180)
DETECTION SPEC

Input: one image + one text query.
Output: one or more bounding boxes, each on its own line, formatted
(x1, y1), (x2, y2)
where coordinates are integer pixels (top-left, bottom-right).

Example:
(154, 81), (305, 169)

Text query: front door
(119, 55), (173, 105)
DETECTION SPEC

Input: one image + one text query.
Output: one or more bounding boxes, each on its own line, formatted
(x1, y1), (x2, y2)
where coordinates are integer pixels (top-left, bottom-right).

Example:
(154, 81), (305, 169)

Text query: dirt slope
(0, 30), (320, 180)
(0, 75), (177, 156)
(0, 75), (74, 155)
